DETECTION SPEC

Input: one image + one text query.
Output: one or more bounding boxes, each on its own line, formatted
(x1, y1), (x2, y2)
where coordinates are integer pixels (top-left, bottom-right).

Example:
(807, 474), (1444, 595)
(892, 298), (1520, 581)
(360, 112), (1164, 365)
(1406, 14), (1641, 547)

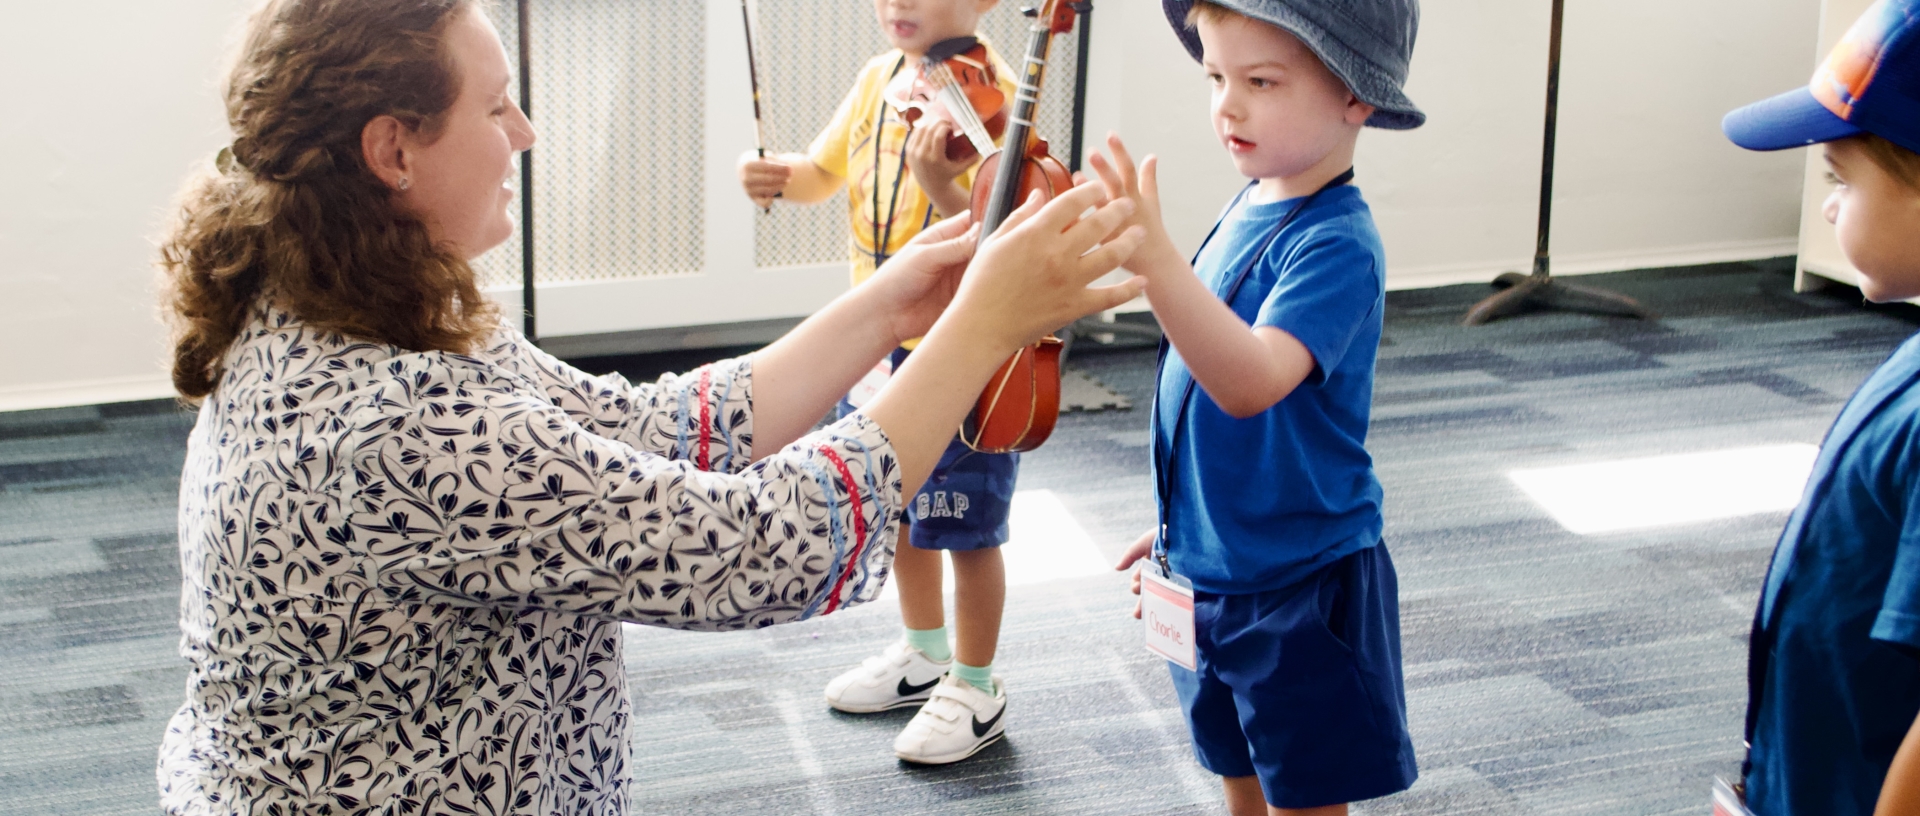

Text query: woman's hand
(864, 212), (980, 346)
(1085, 132), (1185, 282)
(746, 214), (967, 452)
(1115, 527), (1155, 619)
(944, 180), (1148, 352)
(860, 181), (1145, 497)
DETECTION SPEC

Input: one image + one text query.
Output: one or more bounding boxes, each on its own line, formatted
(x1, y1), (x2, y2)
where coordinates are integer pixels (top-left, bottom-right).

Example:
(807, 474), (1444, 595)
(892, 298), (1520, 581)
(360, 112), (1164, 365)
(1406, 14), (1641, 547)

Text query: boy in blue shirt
(1723, 2), (1920, 813)
(1098, 0), (1421, 812)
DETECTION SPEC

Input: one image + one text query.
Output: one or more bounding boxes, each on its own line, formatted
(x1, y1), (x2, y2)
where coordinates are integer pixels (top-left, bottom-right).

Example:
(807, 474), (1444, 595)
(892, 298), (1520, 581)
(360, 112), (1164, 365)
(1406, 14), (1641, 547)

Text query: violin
(958, 0), (1087, 455)
(883, 37), (1008, 163)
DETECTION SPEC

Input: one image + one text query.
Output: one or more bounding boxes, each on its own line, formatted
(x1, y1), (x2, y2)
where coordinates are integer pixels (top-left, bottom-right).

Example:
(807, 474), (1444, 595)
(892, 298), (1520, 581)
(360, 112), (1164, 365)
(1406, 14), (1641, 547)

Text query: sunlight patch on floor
(1509, 443), (1818, 535)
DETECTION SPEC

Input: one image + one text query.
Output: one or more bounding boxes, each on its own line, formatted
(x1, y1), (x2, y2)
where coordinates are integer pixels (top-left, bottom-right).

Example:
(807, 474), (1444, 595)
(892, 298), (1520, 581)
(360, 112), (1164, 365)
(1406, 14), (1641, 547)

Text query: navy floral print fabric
(158, 305), (900, 815)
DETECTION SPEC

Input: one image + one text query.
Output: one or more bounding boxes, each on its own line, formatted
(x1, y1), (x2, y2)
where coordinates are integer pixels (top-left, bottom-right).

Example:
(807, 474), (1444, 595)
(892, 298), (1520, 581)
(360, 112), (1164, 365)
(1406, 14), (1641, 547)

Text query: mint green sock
(951, 661), (995, 694)
(905, 626), (952, 663)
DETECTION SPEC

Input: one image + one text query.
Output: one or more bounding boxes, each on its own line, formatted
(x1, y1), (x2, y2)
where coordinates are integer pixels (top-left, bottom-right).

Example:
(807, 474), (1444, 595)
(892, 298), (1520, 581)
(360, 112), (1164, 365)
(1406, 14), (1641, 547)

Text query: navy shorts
(1169, 543), (1417, 809)
(835, 347), (1018, 552)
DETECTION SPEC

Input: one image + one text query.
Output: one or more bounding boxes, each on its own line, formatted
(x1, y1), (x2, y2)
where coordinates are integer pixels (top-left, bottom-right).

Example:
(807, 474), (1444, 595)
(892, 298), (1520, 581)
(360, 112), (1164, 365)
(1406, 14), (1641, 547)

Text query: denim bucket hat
(1163, 0), (1426, 130)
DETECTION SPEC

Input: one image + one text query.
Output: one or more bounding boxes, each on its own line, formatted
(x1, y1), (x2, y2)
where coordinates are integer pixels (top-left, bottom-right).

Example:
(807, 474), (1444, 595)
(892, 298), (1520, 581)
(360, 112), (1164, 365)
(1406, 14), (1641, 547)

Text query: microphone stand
(1463, 0), (1654, 326)
(518, 0), (538, 343)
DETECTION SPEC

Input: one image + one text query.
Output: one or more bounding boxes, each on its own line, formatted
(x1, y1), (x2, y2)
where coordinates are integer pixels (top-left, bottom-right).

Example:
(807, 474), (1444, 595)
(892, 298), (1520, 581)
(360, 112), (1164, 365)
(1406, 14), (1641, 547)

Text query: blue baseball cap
(1724, 0), (1920, 154)
(1163, 0), (1425, 130)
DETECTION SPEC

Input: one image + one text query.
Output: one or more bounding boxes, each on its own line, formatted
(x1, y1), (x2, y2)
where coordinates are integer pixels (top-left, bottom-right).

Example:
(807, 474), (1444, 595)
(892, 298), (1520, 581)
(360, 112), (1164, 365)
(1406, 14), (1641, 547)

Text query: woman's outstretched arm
(353, 184), (1143, 630)
(748, 213), (979, 454)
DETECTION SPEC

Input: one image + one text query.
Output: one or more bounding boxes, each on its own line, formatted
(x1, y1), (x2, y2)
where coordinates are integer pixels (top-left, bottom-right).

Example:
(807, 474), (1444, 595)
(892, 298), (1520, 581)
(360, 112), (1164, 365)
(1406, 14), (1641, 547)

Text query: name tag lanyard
(1149, 168), (1354, 576)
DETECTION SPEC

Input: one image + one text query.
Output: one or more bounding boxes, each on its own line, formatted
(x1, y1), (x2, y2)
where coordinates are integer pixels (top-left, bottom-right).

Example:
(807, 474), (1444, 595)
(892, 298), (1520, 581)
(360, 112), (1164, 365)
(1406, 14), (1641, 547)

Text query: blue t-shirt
(1152, 184), (1385, 595)
(1748, 333), (1920, 816)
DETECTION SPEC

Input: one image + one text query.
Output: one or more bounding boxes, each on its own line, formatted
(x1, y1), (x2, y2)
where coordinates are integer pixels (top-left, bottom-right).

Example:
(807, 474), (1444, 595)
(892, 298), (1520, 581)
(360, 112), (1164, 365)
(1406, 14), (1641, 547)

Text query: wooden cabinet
(1795, 0), (1873, 293)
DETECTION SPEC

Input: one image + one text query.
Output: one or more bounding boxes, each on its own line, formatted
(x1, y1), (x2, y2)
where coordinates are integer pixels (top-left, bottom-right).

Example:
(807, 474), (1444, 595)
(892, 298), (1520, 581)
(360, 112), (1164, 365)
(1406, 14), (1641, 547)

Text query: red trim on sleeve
(696, 367), (713, 471)
(817, 445), (870, 615)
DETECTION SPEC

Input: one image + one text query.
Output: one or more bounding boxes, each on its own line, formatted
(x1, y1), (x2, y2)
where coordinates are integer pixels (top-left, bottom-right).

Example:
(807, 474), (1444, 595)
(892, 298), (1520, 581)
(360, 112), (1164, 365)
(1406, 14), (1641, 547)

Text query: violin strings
(929, 62), (999, 160)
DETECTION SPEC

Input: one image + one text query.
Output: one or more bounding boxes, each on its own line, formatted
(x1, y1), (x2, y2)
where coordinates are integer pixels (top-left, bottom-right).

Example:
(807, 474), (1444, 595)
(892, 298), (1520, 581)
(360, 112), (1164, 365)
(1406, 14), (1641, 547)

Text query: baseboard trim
(537, 316), (808, 359)
(0, 239), (1806, 414)
(0, 374), (176, 415)
(1384, 239), (1800, 292)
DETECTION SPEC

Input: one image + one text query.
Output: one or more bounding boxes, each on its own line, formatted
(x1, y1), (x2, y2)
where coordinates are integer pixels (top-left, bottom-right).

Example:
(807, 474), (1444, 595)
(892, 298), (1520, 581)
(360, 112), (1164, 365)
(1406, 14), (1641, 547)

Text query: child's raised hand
(905, 119), (976, 216)
(1087, 133), (1183, 280)
(737, 150), (792, 208)
(1114, 527), (1156, 619)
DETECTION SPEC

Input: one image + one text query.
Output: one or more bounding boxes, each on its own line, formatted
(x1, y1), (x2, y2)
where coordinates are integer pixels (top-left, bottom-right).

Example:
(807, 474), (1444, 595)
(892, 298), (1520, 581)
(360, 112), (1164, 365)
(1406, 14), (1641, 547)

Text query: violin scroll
(1027, 1), (1090, 35)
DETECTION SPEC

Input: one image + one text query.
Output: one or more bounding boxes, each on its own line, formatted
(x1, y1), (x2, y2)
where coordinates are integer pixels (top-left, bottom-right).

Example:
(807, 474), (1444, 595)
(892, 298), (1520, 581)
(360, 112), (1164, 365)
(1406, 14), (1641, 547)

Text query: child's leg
(948, 547), (1006, 668)
(892, 529), (946, 631)
(1220, 776), (1347, 816)
(821, 528), (951, 713)
(888, 451), (1015, 765)
(892, 543), (1010, 765)
(819, 373), (954, 715)
(1222, 776), (1268, 816)
(1177, 546), (1414, 813)
(921, 448), (1016, 691)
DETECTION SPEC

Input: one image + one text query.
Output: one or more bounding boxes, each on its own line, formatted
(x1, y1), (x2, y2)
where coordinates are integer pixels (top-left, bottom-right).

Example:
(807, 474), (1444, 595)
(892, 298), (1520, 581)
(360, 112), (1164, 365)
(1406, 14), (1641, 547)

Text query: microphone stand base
(1462, 272), (1658, 326)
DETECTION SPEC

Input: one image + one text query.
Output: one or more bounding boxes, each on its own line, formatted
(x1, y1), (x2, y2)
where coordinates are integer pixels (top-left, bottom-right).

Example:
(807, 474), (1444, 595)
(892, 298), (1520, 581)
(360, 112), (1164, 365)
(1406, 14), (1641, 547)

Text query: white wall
(0, 0), (1826, 411)
(1081, 0), (1821, 290)
(1, 0), (250, 411)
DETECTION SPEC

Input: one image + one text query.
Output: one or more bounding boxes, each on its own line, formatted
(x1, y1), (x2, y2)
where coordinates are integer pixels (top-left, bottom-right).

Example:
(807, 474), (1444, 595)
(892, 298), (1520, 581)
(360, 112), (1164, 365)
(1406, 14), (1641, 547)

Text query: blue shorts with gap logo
(835, 346), (1018, 552)
(1169, 542), (1417, 809)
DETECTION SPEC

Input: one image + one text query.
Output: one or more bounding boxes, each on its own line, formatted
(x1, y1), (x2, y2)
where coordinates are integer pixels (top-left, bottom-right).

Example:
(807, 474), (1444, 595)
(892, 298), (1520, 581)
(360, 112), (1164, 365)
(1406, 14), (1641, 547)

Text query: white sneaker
(892, 674), (1007, 765)
(824, 641), (952, 713)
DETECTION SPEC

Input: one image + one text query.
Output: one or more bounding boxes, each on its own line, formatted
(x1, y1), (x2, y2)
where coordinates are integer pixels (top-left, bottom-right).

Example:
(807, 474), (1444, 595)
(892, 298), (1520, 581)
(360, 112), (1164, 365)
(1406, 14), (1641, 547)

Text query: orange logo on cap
(1812, 1), (1899, 118)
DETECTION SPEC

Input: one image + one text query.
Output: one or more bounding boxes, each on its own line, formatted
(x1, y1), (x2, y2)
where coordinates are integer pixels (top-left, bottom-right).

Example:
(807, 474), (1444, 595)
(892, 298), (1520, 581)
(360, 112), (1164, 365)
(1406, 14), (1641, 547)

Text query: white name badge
(1711, 777), (1756, 816)
(845, 356), (894, 408)
(1141, 564), (1197, 671)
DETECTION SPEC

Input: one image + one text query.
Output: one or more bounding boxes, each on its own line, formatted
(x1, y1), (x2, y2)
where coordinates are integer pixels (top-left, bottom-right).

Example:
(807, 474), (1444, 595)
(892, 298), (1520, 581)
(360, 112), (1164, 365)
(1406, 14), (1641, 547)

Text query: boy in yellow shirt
(737, 0), (1019, 765)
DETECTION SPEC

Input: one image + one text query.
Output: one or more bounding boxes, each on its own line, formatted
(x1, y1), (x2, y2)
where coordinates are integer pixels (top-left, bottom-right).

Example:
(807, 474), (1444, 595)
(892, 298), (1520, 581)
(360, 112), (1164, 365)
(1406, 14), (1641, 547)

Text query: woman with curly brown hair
(153, 1), (1144, 813)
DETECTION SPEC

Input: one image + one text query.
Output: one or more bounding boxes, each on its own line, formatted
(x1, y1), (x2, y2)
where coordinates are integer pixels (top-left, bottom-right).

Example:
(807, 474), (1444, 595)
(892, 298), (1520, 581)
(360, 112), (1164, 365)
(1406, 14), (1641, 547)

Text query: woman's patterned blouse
(158, 306), (901, 815)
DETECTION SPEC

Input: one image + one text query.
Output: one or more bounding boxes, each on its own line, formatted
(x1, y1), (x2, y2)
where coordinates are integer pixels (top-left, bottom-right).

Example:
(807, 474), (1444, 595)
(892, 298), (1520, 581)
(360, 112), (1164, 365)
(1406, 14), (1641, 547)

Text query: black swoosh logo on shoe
(897, 676), (940, 697)
(971, 704), (1004, 738)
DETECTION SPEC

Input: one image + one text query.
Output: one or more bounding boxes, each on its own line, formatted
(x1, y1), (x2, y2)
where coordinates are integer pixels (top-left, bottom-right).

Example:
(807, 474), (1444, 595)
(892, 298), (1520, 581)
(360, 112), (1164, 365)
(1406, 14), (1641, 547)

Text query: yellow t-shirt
(808, 43), (1017, 291)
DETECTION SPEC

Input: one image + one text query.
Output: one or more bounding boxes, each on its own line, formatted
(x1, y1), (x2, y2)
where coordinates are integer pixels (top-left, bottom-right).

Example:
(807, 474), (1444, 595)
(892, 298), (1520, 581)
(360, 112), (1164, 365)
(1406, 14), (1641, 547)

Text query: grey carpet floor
(1, 258), (1913, 815)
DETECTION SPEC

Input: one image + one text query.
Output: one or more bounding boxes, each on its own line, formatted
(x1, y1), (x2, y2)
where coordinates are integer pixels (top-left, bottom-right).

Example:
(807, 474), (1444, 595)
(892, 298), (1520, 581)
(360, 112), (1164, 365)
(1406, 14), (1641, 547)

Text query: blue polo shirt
(1152, 184), (1385, 595)
(1748, 333), (1920, 816)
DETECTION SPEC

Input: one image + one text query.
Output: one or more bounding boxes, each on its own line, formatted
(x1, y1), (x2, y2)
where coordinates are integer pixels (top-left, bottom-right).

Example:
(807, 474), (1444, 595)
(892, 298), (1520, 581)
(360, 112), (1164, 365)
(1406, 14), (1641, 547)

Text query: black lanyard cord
(1150, 168), (1355, 573)
(871, 56), (914, 270)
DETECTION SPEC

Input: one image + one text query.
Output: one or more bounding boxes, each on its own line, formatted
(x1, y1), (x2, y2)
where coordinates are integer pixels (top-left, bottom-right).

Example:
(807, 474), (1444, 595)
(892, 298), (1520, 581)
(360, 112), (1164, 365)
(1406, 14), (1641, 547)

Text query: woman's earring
(397, 177), (412, 191)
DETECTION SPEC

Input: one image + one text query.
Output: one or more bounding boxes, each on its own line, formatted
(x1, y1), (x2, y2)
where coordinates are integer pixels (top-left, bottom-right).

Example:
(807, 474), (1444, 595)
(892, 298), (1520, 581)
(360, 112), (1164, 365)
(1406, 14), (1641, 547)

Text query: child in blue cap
(1723, 1), (1920, 813)
(1096, 0), (1422, 812)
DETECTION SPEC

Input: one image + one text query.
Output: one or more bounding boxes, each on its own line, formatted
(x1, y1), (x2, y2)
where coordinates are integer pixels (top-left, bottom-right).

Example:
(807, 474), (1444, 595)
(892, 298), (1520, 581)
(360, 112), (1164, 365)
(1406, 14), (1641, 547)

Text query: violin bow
(740, 0), (776, 210)
(741, 0), (769, 158)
